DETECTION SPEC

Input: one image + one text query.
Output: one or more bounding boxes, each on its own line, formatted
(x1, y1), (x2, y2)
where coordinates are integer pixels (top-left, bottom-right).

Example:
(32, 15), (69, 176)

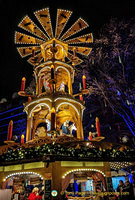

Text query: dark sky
(0, 0), (135, 100)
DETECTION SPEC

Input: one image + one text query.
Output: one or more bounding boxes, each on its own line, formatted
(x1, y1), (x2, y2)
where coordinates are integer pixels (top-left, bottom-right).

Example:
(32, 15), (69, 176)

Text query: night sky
(0, 0), (135, 100)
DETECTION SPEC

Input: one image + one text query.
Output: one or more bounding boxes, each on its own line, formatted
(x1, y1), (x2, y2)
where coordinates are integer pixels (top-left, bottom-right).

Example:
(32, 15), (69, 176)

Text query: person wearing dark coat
(117, 180), (125, 200)
(123, 180), (134, 200)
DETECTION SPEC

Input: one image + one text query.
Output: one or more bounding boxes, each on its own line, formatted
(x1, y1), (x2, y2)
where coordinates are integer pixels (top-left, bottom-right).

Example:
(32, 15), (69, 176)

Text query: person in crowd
(123, 180), (134, 200)
(116, 180), (125, 200)
(28, 187), (42, 200)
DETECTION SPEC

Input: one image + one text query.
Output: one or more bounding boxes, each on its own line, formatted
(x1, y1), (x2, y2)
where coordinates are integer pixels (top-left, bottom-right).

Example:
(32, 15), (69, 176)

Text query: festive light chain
(62, 168), (106, 179)
(3, 171), (43, 182)
(55, 9), (73, 39)
(65, 33), (93, 44)
(14, 31), (44, 45)
(28, 103), (51, 118)
(24, 98), (52, 111)
(60, 17), (89, 41)
(56, 102), (79, 115)
(18, 15), (48, 41)
(35, 61), (53, 70)
(109, 161), (131, 170)
(54, 97), (85, 109)
(38, 66), (51, 77)
(34, 8), (53, 39)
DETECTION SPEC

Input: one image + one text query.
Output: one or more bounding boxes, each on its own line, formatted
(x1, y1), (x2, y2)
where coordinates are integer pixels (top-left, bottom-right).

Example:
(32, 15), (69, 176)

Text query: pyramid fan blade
(28, 52), (43, 66)
(34, 8), (53, 39)
(15, 32), (44, 44)
(55, 9), (72, 38)
(18, 15), (48, 40)
(17, 46), (41, 58)
(65, 33), (93, 44)
(60, 18), (89, 40)
(68, 46), (92, 56)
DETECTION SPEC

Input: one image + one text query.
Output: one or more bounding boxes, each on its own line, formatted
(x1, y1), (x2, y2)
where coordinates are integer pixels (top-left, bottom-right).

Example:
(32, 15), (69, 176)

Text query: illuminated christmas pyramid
(15, 8), (94, 142)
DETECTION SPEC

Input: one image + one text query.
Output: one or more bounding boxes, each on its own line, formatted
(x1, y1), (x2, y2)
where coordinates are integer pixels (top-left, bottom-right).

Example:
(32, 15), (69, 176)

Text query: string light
(60, 17), (89, 41)
(14, 31), (43, 45)
(62, 168), (106, 179)
(3, 171), (43, 182)
(28, 103), (51, 118)
(54, 97), (85, 109)
(18, 15), (48, 41)
(34, 8), (53, 39)
(65, 33), (93, 44)
(55, 9), (72, 39)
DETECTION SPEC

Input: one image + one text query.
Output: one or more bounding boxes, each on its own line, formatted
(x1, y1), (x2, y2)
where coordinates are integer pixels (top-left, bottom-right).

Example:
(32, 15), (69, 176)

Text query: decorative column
(26, 117), (32, 142)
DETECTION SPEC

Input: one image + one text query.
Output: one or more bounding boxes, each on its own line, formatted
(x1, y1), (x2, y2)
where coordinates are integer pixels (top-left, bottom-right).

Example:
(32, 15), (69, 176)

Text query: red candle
(82, 75), (86, 89)
(28, 97), (32, 102)
(51, 107), (56, 130)
(96, 117), (101, 137)
(89, 132), (92, 140)
(7, 120), (13, 141)
(79, 95), (83, 101)
(21, 77), (26, 91)
(73, 47), (76, 57)
(32, 49), (35, 57)
(21, 134), (24, 143)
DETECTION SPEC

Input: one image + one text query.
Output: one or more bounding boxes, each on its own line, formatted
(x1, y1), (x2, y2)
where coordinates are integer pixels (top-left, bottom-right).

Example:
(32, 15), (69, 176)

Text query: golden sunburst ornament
(15, 8), (93, 66)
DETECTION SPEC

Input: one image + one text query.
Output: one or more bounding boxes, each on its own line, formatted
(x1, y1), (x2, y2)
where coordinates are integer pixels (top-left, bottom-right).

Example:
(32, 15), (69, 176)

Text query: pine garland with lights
(0, 143), (135, 165)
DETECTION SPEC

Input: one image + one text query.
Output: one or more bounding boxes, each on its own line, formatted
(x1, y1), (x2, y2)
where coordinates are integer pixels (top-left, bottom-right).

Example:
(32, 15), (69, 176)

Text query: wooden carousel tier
(0, 135), (130, 156)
